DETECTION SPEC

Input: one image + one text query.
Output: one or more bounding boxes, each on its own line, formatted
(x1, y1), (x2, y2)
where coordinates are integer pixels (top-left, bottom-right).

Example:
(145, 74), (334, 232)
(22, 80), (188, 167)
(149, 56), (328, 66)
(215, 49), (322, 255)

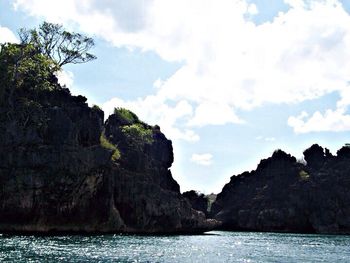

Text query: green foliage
(206, 193), (217, 212)
(299, 170), (310, 181)
(121, 123), (153, 147)
(114, 107), (140, 124)
(17, 97), (47, 128)
(92, 104), (102, 111)
(100, 133), (120, 161)
(0, 43), (56, 105)
(0, 22), (97, 106)
(92, 104), (101, 110)
(19, 22), (96, 68)
(0, 43), (54, 85)
(111, 149), (121, 161)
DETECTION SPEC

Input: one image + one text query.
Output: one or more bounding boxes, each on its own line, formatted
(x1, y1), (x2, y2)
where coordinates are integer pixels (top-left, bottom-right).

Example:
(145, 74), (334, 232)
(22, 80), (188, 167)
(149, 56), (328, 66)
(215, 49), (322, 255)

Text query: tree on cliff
(0, 43), (56, 108)
(19, 22), (96, 68)
(0, 22), (96, 107)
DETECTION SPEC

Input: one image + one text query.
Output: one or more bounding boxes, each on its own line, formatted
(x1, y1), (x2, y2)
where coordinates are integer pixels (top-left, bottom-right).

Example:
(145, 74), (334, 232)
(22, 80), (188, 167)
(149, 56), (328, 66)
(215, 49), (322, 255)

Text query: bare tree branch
(20, 22), (96, 69)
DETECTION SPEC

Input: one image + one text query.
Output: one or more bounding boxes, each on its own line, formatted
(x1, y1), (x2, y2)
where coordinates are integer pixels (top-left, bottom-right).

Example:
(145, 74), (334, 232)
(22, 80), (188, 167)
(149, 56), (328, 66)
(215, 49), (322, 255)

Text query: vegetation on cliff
(113, 107), (153, 147)
(0, 22), (218, 234)
(0, 22), (96, 126)
(100, 132), (121, 161)
(114, 107), (140, 124)
(1, 22), (96, 90)
(18, 21), (96, 68)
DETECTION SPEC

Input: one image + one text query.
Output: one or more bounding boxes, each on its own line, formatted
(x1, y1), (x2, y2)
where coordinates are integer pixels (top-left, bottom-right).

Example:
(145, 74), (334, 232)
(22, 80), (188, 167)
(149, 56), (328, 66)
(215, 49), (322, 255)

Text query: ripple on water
(0, 231), (350, 262)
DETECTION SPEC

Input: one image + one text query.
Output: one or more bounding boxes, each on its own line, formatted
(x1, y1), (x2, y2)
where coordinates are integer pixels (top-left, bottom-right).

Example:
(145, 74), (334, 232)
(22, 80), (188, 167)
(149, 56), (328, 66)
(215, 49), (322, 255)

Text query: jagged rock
(211, 146), (350, 234)
(303, 144), (327, 170)
(0, 83), (218, 234)
(182, 190), (209, 216)
(337, 146), (350, 159)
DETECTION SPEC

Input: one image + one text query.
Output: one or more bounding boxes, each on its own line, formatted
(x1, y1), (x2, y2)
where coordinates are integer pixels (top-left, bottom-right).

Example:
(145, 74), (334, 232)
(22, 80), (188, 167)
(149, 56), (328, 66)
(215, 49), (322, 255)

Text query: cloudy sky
(2, 0), (350, 193)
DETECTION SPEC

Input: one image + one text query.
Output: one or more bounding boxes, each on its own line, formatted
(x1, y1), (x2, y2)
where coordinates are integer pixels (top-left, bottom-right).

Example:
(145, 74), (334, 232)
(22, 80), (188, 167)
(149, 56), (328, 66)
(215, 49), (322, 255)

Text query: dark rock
(183, 190), (209, 216)
(0, 84), (218, 234)
(303, 144), (326, 170)
(211, 146), (350, 234)
(337, 146), (350, 159)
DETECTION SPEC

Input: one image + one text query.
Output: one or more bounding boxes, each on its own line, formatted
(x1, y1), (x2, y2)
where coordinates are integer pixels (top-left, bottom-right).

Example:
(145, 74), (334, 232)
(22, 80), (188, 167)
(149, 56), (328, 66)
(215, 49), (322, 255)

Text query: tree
(0, 22), (96, 109)
(19, 22), (96, 68)
(0, 43), (55, 106)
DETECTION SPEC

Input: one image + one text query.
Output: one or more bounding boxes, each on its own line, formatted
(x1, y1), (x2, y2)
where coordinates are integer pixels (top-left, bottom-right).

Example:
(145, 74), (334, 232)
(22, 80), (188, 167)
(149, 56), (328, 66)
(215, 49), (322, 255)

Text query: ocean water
(0, 231), (349, 262)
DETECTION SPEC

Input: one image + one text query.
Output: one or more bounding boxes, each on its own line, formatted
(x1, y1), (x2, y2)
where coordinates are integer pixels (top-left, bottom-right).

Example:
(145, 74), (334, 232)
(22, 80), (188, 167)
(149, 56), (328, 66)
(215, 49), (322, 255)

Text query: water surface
(0, 231), (349, 262)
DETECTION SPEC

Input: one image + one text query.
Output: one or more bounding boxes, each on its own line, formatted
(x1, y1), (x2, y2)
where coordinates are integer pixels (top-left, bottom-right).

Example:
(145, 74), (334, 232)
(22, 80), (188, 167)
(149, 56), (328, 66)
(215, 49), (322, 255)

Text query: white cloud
(247, 3), (258, 15)
(284, 0), (306, 9)
(153, 78), (164, 89)
(288, 81), (350, 133)
(288, 108), (350, 133)
(55, 70), (100, 106)
(0, 25), (17, 43)
(56, 70), (74, 89)
(256, 136), (276, 142)
(190, 153), (213, 166)
(187, 102), (244, 127)
(13, 0), (350, 136)
(337, 88), (350, 110)
(102, 96), (200, 142)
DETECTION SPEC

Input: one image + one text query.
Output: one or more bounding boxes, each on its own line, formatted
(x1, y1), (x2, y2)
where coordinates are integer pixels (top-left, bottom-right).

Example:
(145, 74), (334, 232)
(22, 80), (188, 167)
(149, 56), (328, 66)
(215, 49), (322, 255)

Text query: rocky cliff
(211, 146), (350, 234)
(182, 190), (209, 216)
(0, 78), (217, 234)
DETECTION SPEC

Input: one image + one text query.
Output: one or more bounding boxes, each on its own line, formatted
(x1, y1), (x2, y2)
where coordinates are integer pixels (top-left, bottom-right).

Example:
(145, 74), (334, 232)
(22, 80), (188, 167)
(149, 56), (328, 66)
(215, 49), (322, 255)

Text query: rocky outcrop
(0, 82), (217, 234)
(182, 191), (209, 216)
(211, 145), (350, 234)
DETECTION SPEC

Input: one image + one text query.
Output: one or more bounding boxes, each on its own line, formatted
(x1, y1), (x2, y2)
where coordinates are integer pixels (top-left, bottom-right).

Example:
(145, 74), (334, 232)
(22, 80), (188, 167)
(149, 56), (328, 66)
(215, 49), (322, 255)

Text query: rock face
(182, 191), (209, 216)
(0, 83), (217, 234)
(211, 146), (350, 234)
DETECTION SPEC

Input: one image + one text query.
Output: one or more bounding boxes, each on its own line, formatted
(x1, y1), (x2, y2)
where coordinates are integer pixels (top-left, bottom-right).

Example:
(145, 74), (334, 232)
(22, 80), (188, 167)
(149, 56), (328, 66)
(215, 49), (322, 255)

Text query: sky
(1, 0), (350, 193)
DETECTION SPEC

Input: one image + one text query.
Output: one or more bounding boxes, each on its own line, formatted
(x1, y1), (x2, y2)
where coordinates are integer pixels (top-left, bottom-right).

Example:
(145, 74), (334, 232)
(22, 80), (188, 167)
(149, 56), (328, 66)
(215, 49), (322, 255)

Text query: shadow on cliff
(0, 43), (219, 234)
(210, 145), (350, 235)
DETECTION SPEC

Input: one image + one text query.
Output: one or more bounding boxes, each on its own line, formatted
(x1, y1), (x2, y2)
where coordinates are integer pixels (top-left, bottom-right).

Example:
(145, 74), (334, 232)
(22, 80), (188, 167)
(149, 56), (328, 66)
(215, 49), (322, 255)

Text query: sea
(0, 231), (349, 262)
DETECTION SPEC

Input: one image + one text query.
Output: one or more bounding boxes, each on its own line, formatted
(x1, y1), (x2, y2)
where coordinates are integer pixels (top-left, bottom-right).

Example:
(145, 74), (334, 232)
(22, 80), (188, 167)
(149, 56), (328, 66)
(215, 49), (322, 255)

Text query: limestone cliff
(182, 190), (209, 217)
(211, 146), (350, 234)
(0, 80), (217, 234)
